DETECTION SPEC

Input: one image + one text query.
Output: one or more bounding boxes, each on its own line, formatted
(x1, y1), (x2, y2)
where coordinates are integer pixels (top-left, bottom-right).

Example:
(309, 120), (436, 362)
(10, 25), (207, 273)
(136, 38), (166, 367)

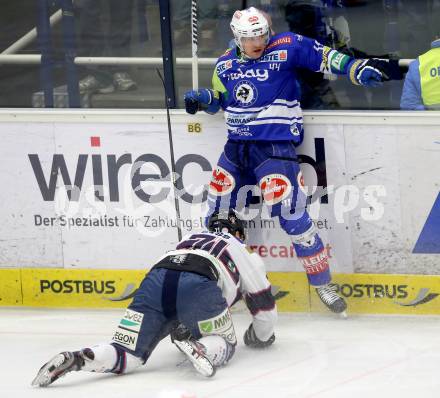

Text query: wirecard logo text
(28, 136), (212, 204)
(28, 137), (329, 205)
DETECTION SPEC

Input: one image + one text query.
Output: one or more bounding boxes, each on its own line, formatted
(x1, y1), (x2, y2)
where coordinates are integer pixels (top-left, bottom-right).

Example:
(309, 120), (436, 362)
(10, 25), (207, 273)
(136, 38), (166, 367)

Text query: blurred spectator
(285, 0), (403, 109)
(400, 38), (440, 110)
(75, 0), (137, 94)
(172, 0), (218, 54)
(285, 0), (351, 108)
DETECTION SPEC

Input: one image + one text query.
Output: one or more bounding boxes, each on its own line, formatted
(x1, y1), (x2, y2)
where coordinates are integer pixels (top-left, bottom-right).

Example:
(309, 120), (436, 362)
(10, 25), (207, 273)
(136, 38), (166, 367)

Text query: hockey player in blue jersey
(184, 7), (390, 315)
(32, 210), (277, 386)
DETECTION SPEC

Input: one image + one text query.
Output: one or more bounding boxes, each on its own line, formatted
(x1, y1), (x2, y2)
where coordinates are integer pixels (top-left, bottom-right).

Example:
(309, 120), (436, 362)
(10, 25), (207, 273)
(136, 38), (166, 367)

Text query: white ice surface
(1, 308), (440, 398)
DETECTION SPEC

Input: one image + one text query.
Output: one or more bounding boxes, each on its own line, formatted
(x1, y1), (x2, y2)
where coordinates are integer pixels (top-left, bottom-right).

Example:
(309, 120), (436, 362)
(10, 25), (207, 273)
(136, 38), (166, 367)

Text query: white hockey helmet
(230, 7), (270, 52)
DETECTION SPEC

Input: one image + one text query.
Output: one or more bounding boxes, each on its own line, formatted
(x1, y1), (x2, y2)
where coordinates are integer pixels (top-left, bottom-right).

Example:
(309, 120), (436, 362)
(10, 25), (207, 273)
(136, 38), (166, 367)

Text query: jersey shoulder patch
(266, 32), (297, 51)
(215, 48), (236, 74)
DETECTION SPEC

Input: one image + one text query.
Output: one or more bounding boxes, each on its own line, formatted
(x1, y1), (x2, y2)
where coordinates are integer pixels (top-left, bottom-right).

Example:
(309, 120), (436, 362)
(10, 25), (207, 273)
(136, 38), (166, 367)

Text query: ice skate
(316, 284), (347, 316)
(31, 351), (85, 387)
(174, 339), (216, 377)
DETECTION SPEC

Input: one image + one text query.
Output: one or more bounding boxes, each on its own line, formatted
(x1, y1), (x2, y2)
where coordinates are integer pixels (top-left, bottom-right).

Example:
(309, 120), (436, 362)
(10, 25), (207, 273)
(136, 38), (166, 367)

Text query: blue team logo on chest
(233, 80), (258, 107)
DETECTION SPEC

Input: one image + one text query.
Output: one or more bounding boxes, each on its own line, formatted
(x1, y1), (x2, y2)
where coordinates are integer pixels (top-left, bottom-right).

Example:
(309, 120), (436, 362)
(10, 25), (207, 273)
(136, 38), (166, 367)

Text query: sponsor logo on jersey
(300, 250), (329, 275)
(228, 68), (269, 81)
(112, 309), (143, 350)
(266, 36), (292, 50)
(229, 126), (253, 137)
(216, 59), (233, 75)
(121, 309), (143, 332)
(290, 124), (301, 136)
(199, 320), (214, 333)
(209, 166), (235, 196)
(297, 171), (307, 194)
(112, 329), (138, 350)
(330, 51), (350, 72)
(226, 113), (256, 126)
(259, 174), (292, 205)
(198, 308), (236, 344)
(259, 50), (288, 63)
(169, 254), (188, 264)
(233, 80), (258, 107)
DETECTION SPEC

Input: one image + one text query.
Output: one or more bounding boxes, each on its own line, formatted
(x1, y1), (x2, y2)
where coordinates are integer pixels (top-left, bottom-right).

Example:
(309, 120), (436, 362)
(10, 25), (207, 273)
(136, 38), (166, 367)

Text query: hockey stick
(156, 69), (183, 242)
(191, 0), (199, 90)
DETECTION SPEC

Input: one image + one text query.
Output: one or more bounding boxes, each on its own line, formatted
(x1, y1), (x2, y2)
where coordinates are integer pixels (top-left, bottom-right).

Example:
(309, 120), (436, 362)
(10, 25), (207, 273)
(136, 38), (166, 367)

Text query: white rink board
(0, 110), (439, 273)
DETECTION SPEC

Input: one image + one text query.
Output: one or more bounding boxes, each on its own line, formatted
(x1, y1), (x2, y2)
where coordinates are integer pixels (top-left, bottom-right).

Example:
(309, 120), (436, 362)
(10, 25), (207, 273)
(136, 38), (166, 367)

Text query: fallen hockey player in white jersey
(32, 210), (277, 387)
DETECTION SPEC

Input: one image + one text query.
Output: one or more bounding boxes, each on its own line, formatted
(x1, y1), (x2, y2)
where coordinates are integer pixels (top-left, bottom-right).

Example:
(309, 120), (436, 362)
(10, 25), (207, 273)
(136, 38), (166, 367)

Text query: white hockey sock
(198, 336), (235, 367)
(81, 344), (117, 373)
(81, 344), (143, 374)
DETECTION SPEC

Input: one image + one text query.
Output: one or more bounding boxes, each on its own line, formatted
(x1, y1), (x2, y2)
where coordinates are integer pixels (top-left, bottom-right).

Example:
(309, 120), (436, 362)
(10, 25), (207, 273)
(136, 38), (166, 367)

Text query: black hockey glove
(243, 324), (275, 348)
(170, 323), (192, 343)
(368, 59), (404, 81)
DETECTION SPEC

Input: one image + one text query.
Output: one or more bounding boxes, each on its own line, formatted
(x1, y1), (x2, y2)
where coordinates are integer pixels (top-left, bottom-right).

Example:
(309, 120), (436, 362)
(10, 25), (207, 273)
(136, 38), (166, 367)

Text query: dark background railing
(0, 0), (439, 110)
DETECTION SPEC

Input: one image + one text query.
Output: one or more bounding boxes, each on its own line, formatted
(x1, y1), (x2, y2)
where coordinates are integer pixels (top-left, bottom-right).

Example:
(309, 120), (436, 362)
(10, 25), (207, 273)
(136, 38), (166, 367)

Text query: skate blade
(174, 340), (215, 377)
(31, 371), (49, 388)
(31, 354), (64, 387)
(31, 353), (68, 387)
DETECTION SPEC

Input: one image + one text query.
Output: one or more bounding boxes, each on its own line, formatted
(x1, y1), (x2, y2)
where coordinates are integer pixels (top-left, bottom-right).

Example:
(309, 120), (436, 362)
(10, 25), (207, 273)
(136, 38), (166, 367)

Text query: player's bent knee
(290, 224), (319, 250)
(279, 210), (313, 236)
(291, 225), (327, 259)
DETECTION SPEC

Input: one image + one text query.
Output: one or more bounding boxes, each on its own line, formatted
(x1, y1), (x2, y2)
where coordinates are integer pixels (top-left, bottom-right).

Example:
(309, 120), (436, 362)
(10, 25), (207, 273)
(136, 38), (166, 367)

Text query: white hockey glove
(243, 324), (275, 349)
